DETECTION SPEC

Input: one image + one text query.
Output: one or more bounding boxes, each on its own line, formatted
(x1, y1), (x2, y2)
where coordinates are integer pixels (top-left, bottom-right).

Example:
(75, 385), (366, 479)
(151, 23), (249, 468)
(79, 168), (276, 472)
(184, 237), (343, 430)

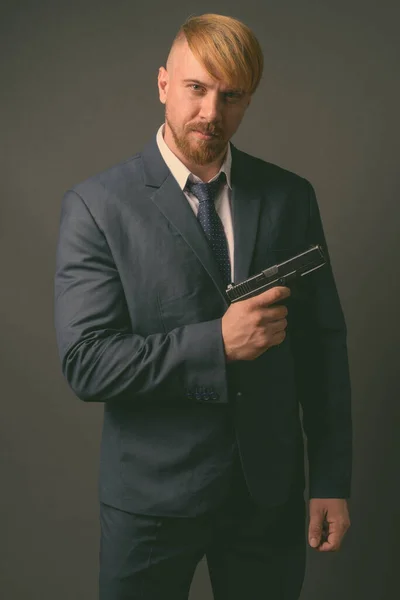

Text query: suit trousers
(99, 451), (306, 600)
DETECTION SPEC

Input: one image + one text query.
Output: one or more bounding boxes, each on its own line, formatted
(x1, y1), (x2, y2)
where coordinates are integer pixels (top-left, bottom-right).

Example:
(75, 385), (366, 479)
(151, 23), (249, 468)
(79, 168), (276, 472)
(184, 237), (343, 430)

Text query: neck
(187, 158), (226, 182)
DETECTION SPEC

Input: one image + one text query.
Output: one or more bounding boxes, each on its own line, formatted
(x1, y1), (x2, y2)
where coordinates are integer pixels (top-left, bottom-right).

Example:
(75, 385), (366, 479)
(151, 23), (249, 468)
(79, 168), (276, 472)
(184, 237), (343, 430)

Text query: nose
(199, 92), (222, 123)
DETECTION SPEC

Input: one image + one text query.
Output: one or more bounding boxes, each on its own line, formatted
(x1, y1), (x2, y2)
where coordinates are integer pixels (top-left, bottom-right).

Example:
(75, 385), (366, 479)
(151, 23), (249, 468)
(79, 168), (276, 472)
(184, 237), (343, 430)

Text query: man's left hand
(308, 498), (350, 552)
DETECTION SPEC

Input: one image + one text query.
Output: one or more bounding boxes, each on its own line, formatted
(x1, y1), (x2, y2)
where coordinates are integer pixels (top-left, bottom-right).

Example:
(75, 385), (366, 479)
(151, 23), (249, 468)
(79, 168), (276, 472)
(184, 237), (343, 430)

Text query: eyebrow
(182, 79), (244, 94)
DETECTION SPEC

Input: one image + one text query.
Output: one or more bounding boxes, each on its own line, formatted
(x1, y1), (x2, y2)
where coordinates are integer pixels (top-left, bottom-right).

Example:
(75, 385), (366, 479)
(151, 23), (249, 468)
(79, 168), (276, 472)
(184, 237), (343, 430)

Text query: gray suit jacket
(54, 136), (352, 516)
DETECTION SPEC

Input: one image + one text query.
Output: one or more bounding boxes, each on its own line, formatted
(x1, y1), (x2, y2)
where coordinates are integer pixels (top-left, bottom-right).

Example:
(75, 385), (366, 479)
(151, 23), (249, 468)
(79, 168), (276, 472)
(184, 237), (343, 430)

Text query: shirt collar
(156, 123), (232, 190)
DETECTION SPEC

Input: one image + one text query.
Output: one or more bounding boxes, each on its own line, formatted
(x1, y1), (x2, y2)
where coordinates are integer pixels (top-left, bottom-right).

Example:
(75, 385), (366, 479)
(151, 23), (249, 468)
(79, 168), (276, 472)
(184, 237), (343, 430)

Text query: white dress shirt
(156, 123), (235, 282)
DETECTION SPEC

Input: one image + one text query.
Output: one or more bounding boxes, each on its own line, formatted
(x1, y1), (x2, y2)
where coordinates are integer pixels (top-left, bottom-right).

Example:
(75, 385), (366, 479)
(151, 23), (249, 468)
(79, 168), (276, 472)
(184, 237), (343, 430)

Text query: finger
(255, 286), (291, 307)
(316, 519), (349, 552)
(270, 318), (287, 333)
(317, 541), (339, 552)
(308, 516), (324, 548)
(266, 305), (288, 321)
(256, 307), (288, 330)
(316, 530), (342, 552)
(270, 329), (286, 347)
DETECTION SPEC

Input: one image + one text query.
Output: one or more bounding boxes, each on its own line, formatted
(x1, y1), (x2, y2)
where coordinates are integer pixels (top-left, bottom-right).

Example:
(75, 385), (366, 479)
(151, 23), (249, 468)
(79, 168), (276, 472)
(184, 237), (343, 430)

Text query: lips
(192, 129), (220, 138)
(195, 131), (213, 137)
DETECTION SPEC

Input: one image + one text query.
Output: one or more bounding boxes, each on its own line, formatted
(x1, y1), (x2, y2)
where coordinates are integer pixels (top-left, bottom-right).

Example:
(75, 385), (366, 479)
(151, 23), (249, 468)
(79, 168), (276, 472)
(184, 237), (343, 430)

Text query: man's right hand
(221, 286), (291, 362)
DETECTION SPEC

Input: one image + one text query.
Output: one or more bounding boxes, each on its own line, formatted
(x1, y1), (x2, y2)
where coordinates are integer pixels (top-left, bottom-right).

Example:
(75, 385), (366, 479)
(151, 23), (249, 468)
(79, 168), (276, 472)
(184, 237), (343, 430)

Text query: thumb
(308, 513), (323, 548)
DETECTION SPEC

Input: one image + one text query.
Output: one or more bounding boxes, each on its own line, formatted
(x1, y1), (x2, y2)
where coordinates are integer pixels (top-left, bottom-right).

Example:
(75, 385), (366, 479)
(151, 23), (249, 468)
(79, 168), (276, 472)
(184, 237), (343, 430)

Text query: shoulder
(69, 153), (144, 202)
(231, 144), (313, 193)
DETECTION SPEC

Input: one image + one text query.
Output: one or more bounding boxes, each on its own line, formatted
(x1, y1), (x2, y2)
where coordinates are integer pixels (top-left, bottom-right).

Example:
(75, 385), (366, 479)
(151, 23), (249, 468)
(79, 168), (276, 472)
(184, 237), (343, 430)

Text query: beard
(165, 107), (227, 165)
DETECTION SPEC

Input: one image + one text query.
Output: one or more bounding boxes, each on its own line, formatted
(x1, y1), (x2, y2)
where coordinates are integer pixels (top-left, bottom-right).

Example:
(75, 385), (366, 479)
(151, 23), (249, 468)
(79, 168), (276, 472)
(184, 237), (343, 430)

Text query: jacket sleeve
(291, 180), (352, 498)
(54, 190), (228, 405)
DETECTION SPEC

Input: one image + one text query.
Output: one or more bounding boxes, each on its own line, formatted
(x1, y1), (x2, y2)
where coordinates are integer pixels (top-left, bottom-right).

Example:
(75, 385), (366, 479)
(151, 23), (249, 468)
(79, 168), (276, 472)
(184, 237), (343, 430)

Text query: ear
(158, 67), (169, 104)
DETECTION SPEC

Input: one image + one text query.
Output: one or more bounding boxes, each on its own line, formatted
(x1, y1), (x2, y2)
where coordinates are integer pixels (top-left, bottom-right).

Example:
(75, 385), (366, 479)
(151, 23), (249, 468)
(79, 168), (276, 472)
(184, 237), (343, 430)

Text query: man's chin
(183, 139), (226, 165)
(186, 149), (223, 166)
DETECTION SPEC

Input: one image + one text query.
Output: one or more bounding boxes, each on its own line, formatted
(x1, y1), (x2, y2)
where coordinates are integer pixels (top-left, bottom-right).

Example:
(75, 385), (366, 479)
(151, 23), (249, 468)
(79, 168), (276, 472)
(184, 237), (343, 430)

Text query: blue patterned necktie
(185, 172), (232, 285)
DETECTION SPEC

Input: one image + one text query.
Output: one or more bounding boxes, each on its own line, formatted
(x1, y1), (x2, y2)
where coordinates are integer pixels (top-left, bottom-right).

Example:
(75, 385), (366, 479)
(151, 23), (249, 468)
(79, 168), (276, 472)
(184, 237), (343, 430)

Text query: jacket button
(236, 391), (243, 398)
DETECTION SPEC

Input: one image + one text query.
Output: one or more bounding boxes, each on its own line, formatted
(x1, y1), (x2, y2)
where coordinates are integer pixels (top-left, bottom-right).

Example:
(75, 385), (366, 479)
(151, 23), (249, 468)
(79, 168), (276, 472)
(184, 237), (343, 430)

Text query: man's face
(158, 40), (251, 166)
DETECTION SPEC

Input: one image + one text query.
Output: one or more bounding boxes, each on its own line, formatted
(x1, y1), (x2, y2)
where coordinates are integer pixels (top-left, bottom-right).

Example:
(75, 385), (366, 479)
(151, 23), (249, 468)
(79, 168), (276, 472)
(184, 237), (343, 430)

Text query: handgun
(225, 244), (326, 303)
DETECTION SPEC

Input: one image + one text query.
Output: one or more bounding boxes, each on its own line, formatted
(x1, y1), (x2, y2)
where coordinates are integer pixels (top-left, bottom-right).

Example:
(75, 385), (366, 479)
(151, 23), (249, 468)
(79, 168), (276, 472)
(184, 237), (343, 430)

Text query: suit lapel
(230, 144), (261, 285)
(141, 136), (264, 304)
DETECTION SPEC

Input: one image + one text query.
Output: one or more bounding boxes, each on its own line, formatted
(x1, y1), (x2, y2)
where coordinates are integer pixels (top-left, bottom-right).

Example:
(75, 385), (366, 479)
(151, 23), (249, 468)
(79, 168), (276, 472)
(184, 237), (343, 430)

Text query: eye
(189, 84), (204, 93)
(224, 92), (242, 102)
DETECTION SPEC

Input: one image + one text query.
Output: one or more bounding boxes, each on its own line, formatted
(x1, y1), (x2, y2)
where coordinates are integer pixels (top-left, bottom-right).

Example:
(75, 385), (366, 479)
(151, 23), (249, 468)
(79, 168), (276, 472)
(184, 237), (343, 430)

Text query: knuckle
(254, 312), (263, 327)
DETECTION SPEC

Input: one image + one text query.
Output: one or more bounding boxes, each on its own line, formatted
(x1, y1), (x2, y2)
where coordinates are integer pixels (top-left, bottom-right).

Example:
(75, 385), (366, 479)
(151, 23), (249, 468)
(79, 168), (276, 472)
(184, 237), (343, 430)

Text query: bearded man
(55, 13), (352, 600)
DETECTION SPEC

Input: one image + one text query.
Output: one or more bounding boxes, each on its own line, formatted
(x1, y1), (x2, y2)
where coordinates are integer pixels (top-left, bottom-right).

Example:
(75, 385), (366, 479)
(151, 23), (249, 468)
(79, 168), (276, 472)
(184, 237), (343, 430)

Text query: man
(55, 13), (352, 600)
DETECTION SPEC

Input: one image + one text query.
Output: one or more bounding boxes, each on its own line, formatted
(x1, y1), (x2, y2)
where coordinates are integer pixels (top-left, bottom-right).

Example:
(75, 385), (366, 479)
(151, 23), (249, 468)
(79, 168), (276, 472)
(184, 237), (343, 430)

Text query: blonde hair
(172, 14), (264, 95)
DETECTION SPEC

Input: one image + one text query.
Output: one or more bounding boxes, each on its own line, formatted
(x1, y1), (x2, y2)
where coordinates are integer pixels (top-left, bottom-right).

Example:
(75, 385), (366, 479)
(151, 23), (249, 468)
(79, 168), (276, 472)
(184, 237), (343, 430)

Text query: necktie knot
(185, 172), (226, 204)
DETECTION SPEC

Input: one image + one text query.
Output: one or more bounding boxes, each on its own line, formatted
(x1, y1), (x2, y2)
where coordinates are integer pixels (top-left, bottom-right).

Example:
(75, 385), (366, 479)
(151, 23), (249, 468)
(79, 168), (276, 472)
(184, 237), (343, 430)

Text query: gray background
(1, 0), (399, 598)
